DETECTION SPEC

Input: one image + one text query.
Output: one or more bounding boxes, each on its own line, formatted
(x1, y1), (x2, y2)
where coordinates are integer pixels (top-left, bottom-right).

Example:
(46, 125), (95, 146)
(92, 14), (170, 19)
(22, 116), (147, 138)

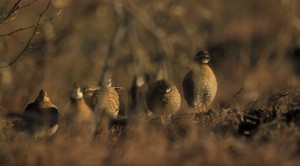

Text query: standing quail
(68, 84), (95, 136)
(23, 89), (59, 138)
(92, 78), (122, 138)
(182, 51), (217, 112)
(146, 79), (181, 123)
(95, 78), (121, 119)
(70, 84), (94, 121)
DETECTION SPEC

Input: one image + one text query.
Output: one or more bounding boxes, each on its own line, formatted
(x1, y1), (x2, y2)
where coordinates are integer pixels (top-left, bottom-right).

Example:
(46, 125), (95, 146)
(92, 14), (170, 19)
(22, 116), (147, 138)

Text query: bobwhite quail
(146, 79), (181, 123)
(182, 51), (217, 112)
(23, 89), (59, 138)
(68, 84), (95, 136)
(92, 78), (122, 138)
(95, 78), (120, 119)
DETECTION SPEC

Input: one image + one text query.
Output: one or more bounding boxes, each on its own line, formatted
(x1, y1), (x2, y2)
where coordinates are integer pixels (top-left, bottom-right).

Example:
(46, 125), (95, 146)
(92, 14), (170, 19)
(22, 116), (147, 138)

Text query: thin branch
(233, 87), (244, 98)
(4, 0), (23, 20)
(0, 0), (52, 68)
(19, 0), (38, 9)
(0, 0), (39, 23)
(0, 25), (34, 36)
(0, 9), (62, 37)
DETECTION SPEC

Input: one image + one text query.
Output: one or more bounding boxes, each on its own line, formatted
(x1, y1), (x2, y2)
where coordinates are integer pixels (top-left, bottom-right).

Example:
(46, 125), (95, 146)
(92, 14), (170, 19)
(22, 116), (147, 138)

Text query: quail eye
(165, 88), (171, 93)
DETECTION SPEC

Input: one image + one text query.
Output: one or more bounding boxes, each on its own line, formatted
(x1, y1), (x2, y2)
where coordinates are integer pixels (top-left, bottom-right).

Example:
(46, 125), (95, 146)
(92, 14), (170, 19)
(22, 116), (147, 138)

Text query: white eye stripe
(166, 88), (171, 93)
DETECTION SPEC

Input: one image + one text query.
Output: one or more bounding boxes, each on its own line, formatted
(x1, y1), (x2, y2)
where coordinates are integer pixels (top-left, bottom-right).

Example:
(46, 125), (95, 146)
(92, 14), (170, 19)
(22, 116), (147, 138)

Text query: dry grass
(0, 0), (300, 165)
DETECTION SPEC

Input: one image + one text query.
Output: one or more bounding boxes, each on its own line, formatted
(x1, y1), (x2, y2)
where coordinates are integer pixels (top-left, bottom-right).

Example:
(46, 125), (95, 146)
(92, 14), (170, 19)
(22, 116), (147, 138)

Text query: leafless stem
(0, 25), (35, 36)
(233, 87), (244, 98)
(0, 0), (52, 68)
(19, 0), (38, 9)
(0, 9), (62, 37)
(3, 0), (23, 21)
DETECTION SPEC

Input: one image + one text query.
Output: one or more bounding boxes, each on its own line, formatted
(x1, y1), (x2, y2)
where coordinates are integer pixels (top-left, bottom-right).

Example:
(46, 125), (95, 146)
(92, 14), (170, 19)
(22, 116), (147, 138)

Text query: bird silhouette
(22, 89), (59, 138)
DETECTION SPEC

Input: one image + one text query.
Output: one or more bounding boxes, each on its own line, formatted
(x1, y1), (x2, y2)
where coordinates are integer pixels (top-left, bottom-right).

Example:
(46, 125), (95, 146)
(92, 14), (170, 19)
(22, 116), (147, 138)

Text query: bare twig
(233, 87), (244, 98)
(0, 25), (35, 36)
(0, 0), (52, 68)
(1, 0), (39, 23)
(19, 0), (38, 9)
(3, 0), (23, 21)
(0, 9), (62, 37)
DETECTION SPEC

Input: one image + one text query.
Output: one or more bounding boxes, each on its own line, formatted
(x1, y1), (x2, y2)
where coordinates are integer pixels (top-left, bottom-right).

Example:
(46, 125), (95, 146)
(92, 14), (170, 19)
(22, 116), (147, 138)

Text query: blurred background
(0, 0), (300, 115)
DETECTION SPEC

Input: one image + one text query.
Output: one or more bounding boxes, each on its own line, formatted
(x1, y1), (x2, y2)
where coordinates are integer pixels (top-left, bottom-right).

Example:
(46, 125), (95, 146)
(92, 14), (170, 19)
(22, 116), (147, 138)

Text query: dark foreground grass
(0, 90), (300, 165)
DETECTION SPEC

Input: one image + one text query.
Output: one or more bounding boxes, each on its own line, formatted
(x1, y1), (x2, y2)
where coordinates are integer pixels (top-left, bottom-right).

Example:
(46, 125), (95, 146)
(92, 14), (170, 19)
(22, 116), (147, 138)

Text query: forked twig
(3, 0), (23, 21)
(0, 9), (62, 37)
(0, 0), (52, 68)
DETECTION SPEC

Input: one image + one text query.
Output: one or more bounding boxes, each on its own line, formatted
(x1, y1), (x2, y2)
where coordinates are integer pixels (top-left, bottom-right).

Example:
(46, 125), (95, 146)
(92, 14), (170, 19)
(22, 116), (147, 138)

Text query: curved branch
(0, 0), (52, 68)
